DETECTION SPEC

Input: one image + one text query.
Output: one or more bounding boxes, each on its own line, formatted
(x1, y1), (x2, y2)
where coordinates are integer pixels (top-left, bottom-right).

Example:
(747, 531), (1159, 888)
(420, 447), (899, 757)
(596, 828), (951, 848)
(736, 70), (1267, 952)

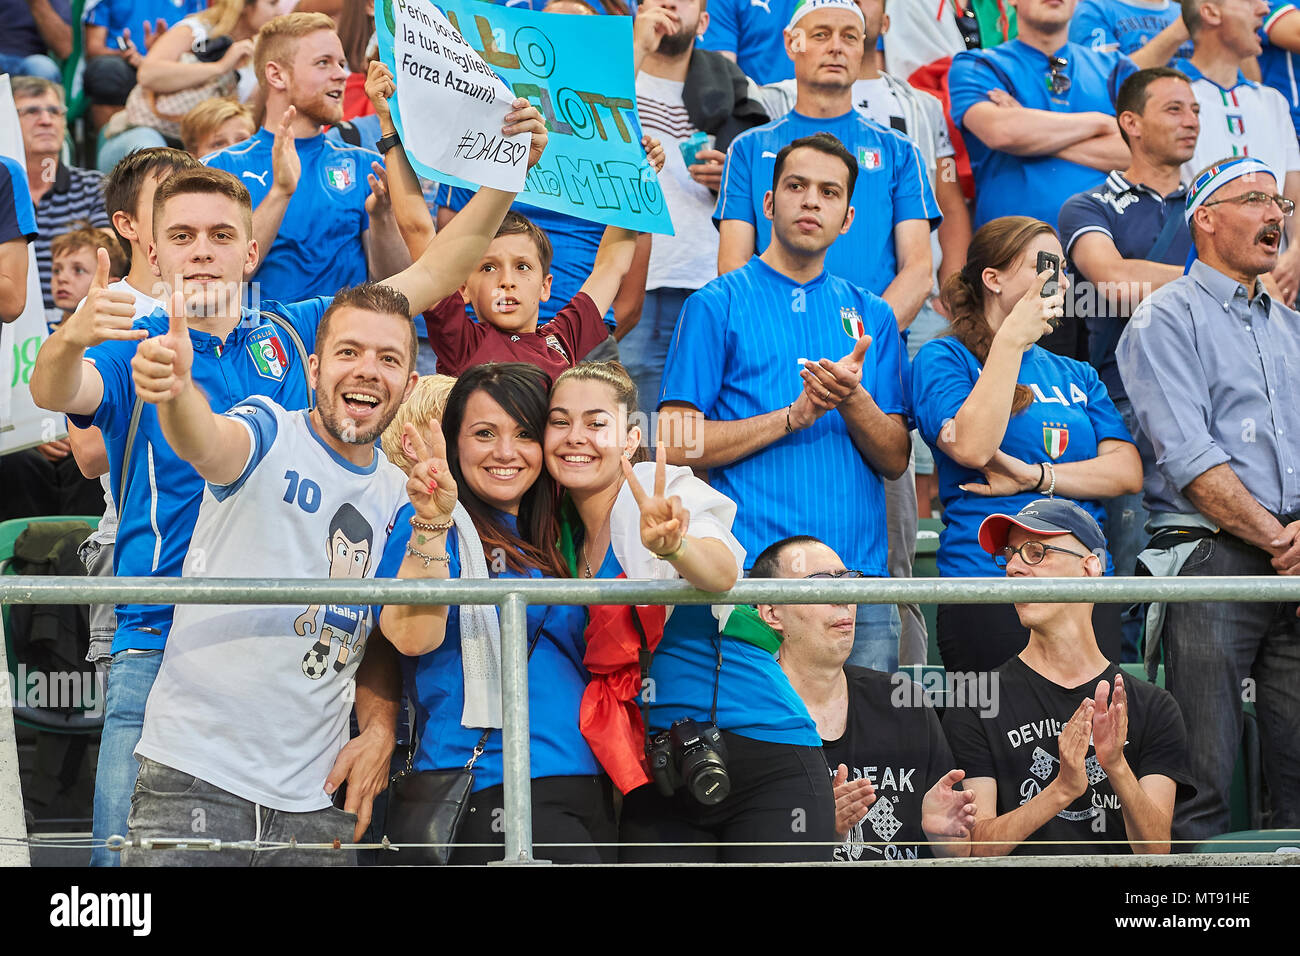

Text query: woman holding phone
(910, 216), (1142, 673)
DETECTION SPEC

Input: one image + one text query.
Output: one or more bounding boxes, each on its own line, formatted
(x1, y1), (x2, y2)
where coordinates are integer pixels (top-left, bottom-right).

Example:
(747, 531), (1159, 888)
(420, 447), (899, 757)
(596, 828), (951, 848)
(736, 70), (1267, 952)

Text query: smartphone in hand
(1037, 250), (1062, 330)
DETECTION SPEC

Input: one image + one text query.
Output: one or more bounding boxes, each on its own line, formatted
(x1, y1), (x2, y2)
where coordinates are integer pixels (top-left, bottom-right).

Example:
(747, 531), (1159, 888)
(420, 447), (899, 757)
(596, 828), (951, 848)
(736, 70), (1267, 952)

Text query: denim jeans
(1164, 532), (1300, 842)
(0, 52), (62, 83)
(90, 648), (163, 867)
(848, 601), (901, 673)
(621, 287), (692, 423)
(1105, 397), (1149, 662)
(122, 758), (357, 867)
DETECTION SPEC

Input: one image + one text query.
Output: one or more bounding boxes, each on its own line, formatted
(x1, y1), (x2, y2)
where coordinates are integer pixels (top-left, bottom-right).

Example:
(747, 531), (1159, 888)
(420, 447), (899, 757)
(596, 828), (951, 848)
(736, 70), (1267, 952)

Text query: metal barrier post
(0, 610), (32, 866)
(497, 591), (539, 864)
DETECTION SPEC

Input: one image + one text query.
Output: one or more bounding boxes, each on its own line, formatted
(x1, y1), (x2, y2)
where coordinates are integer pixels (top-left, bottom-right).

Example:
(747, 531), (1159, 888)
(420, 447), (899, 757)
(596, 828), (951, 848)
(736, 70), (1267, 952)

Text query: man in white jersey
(121, 282), (447, 866)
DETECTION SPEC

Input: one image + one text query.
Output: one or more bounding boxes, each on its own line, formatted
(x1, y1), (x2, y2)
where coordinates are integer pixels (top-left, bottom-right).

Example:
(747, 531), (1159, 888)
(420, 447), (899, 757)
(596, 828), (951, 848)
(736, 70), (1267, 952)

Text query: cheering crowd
(1, 0), (1298, 865)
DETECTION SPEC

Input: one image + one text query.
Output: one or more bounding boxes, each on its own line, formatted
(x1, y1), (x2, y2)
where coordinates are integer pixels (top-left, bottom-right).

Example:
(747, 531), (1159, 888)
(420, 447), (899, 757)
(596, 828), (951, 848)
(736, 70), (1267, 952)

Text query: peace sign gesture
(622, 440), (690, 558)
(404, 422), (457, 524)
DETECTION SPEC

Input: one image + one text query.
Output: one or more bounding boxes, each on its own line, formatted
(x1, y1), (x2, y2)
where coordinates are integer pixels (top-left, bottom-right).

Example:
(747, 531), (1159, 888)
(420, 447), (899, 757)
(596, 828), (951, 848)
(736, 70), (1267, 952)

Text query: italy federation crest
(324, 158), (356, 192)
(1043, 424), (1069, 459)
(247, 325), (289, 382)
(840, 306), (865, 338)
(857, 146), (882, 170)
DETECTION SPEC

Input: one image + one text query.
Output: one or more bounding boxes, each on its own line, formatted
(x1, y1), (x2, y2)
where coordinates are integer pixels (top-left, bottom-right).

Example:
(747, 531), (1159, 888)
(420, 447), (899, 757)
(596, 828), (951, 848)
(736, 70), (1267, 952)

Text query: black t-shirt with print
(943, 656), (1193, 855)
(822, 666), (957, 861)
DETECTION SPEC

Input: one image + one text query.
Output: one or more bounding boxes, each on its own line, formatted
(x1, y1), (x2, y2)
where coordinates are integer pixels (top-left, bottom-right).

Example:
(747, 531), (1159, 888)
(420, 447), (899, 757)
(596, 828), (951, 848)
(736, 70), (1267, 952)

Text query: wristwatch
(375, 131), (402, 154)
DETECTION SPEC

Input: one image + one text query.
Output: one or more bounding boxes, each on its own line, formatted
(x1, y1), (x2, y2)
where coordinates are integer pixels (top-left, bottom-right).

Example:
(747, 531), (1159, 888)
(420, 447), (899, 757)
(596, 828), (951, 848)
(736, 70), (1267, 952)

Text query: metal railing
(3, 574), (1299, 865)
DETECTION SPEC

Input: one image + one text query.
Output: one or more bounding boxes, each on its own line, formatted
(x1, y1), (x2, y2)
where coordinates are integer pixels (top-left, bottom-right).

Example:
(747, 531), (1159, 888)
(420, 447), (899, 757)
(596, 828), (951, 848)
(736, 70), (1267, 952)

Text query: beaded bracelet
(410, 516), (454, 533)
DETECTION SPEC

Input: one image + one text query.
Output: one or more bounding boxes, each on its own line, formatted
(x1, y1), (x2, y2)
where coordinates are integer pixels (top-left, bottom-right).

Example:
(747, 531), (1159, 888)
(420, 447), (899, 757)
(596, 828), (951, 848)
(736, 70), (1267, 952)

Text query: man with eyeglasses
(1173, 0), (1300, 304)
(942, 498), (1192, 856)
(752, 534), (976, 860)
(11, 76), (112, 311)
(1117, 154), (1300, 844)
(948, 0), (1137, 291)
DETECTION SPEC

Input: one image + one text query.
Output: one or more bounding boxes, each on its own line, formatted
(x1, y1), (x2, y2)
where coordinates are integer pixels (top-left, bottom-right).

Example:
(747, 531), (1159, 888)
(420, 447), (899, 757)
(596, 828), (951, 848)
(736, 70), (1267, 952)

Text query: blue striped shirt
(660, 257), (907, 575)
(715, 109), (940, 296)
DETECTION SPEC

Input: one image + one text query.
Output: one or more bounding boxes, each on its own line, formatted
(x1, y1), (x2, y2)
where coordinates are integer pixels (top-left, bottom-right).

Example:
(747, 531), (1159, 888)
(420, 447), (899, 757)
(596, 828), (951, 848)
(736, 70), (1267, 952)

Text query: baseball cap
(977, 499), (1107, 556)
(787, 0), (866, 32)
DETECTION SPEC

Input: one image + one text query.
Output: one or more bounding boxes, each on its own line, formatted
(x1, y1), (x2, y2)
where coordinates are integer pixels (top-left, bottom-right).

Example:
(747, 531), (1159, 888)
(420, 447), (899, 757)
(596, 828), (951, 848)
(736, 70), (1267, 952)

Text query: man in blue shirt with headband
(1117, 154), (1300, 843)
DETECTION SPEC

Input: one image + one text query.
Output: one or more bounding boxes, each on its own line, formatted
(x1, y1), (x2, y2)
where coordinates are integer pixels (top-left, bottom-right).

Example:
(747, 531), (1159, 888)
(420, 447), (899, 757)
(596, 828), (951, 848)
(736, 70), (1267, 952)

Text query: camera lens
(681, 749), (730, 805)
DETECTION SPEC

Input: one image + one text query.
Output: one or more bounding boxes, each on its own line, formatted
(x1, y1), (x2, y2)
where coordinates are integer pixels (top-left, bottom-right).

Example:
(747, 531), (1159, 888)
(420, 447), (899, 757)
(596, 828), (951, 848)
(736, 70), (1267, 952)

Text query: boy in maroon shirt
(365, 61), (658, 383)
(421, 210), (637, 381)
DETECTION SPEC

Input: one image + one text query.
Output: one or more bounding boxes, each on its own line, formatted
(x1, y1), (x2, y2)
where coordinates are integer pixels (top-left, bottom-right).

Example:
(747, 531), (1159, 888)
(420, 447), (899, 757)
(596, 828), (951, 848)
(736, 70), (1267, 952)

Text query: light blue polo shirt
(949, 40), (1137, 228)
(68, 298), (328, 653)
(714, 109), (940, 296)
(659, 257), (907, 576)
(205, 128), (379, 303)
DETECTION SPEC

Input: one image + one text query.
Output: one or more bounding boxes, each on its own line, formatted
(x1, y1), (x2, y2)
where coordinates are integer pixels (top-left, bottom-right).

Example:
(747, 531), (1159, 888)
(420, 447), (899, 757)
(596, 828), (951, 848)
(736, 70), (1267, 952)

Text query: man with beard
(119, 282), (424, 866)
(205, 12), (409, 303)
(624, 0), (770, 407)
(1117, 155), (1300, 844)
(29, 95), (548, 861)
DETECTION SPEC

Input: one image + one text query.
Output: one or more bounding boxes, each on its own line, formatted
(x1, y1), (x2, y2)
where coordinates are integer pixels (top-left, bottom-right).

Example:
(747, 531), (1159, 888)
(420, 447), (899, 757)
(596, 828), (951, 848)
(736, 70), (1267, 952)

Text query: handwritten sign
(0, 75), (59, 455)
(378, 0), (674, 234)
(389, 0), (529, 190)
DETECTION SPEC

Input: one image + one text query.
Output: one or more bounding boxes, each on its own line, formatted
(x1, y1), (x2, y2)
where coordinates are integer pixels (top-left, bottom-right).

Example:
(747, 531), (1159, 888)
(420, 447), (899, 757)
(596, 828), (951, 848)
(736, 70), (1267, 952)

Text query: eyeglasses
(1201, 191), (1296, 216)
(804, 569), (866, 579)
(1045, 56), (1071, 96)
(17, 104), (66, 119)
(993, 540), (1086, 569)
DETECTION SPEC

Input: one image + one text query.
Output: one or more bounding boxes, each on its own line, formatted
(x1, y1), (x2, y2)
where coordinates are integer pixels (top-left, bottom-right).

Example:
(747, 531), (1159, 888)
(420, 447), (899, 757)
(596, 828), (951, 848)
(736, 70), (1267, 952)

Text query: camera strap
(627, 606), (722, 750)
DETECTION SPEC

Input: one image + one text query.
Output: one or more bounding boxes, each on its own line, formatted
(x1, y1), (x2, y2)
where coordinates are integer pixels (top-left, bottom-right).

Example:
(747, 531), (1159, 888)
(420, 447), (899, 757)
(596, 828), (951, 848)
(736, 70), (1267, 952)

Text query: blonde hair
(254, 11), (337, 87)
(52, 222), (128, 278)
(551, 361), (651, 464)
(199, 0), (256, 38)
(180, 98), (255, 156)
(381, 374), (457, 473)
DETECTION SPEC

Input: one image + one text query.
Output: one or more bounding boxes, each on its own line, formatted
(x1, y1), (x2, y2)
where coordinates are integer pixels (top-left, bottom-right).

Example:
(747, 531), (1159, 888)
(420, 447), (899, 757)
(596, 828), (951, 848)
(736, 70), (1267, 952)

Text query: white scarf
(454, 501), (504, 729)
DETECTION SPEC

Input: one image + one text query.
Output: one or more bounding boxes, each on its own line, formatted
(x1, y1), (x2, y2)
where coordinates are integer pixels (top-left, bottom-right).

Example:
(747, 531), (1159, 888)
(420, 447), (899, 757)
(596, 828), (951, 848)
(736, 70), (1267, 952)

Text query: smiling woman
(375, 363), (616, 864)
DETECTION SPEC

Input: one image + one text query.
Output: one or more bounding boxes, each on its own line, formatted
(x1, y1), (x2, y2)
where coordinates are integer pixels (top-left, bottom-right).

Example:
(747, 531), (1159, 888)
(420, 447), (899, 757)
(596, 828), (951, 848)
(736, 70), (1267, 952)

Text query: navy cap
(978, 499), (1107, 556)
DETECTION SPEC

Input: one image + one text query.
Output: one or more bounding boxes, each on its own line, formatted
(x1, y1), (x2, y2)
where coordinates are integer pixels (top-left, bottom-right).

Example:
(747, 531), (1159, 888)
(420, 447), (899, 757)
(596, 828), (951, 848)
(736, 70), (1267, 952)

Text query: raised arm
(381, 101), (549, 315)
(130, 291), (250, 485)
(378, 425), (456, 656)
(1128, 17), (1189, 69)
(30, 247), (142, 416)
(937, 272), (1059, 468)
(366, 61), (436, 260)
(249, 106), (300, 264)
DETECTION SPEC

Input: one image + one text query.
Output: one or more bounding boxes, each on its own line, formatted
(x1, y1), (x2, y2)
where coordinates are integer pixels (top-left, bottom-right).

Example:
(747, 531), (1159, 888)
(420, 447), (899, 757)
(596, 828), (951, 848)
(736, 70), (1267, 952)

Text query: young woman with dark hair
(911, 216), (1143, 673)
(376, 362), (613, 863)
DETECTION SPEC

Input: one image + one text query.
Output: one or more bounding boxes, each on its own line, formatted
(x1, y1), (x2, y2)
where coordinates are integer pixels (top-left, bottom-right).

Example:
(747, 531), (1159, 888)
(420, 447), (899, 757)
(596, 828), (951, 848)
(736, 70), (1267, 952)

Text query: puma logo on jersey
(751, 0), (772, 11)
(242, 170), (270, 187)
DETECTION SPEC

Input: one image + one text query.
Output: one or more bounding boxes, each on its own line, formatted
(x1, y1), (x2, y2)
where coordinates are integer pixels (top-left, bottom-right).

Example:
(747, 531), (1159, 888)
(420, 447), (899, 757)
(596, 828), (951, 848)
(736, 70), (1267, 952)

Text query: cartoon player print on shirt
(297, 503), (374, 680)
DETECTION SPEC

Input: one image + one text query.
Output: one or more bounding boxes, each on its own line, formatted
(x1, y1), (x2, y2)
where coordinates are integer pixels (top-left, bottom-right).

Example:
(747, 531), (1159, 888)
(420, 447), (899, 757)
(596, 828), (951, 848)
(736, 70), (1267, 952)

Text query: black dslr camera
(648, 718), (731, 805)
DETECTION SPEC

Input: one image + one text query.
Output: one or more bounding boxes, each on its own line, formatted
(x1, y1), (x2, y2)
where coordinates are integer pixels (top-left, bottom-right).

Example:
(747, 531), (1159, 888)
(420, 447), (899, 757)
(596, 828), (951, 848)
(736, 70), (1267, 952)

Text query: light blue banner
(378, 0), (674, 234)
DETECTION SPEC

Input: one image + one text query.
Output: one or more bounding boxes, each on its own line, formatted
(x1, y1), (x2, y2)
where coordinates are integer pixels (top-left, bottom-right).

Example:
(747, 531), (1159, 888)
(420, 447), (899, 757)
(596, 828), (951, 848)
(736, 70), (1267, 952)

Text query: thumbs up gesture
(131, 288), (194, 404)
(798, 334), (873, 409)
(62, 247), (146, 351)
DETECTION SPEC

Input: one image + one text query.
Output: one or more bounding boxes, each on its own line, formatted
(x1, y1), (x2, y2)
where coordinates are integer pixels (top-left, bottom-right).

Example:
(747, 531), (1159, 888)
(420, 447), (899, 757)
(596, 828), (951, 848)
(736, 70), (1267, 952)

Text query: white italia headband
(787, 0), (866, 32)
(1185, 157), (1277, 224)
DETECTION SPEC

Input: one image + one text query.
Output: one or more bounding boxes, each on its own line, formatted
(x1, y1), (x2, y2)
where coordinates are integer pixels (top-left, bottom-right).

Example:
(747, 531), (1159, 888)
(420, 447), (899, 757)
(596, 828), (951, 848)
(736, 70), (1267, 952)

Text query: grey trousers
(885, 455), (927, 667)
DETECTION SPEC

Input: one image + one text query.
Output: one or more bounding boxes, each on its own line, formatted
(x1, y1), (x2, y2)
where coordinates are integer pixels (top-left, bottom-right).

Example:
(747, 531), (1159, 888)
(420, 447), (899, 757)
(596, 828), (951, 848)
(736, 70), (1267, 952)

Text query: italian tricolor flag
(1043, 426), (1069, 459)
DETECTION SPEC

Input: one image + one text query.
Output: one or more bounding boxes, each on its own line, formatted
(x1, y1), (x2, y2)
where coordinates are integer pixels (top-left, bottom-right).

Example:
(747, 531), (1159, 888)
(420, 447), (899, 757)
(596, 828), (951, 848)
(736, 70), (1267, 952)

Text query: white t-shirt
(1181, 73), (1300, 184)
(635, 72), (722, 292)
(850, 77), (905, 129)
(135, 398), (408, 811)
